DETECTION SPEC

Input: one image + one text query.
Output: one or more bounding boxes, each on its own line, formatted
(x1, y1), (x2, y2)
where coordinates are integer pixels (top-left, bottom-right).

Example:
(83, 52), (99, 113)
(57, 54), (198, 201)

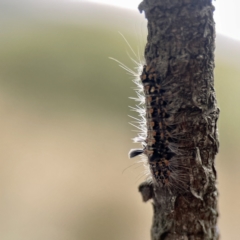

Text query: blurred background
(0, 0), (239, 239)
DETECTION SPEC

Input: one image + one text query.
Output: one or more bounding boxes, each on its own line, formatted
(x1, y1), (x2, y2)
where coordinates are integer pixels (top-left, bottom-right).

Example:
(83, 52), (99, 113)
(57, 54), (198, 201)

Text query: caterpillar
(112, 34), (192, 196)
(129, 62), (190, 194)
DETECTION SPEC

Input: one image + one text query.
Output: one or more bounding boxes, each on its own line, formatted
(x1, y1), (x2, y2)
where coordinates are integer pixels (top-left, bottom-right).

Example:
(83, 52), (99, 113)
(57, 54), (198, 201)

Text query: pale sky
(82, 0), (240, 41)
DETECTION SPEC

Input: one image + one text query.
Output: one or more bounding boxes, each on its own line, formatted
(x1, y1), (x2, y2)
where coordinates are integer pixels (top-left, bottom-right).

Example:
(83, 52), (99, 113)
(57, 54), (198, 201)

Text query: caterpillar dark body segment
(142, 65), (174, 186)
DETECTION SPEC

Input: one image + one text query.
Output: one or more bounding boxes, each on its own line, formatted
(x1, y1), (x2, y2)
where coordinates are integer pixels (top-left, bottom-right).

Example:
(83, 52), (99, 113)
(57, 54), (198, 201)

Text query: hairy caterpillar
(111, 34), (191, 196)
(128, 62), (190, 194)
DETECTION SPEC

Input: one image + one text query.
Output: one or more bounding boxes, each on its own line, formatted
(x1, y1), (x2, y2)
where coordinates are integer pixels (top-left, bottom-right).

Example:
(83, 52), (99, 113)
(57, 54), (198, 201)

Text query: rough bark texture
(138, 0), (219, 239)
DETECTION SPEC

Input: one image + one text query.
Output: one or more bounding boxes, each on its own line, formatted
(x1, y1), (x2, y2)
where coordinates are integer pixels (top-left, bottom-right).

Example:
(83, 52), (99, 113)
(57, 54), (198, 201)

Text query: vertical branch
(136, 0), (219, 239)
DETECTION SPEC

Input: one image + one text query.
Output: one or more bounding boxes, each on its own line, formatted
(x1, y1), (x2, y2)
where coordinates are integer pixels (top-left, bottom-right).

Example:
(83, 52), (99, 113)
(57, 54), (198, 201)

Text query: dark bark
(137, 0), (219, 239)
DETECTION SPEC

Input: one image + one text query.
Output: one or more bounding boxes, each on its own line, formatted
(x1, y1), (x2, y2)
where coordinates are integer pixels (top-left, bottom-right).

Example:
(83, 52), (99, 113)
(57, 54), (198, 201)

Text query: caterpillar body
(129, 63), (192, 195)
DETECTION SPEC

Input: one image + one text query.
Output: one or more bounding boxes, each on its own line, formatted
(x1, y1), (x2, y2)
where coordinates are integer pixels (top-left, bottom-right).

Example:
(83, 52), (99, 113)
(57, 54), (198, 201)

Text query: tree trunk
(137, 0), (219, 239)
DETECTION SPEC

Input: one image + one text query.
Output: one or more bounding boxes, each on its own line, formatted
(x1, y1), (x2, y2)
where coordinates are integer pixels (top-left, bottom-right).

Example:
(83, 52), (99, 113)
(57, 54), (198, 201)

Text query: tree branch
(132, 0), (220, 239)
